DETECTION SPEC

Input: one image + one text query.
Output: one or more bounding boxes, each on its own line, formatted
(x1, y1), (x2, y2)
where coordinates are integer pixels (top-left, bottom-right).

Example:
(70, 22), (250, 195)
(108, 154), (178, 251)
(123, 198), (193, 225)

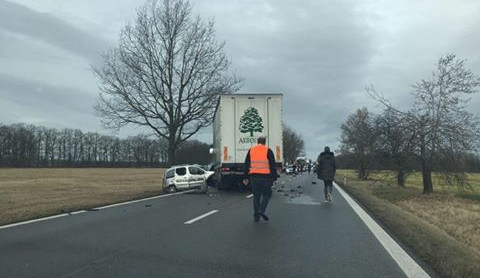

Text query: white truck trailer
(211, 94), (283, 189)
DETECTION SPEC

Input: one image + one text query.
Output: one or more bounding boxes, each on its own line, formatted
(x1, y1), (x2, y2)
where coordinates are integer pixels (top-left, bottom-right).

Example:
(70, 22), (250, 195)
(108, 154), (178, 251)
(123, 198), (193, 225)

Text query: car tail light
(221, 167), (230, 172)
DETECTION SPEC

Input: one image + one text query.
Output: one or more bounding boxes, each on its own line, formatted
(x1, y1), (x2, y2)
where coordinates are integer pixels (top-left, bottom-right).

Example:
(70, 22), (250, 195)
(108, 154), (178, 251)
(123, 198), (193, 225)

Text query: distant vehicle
(285, 166), (294, 175)
(163, 165), (214, 194)
(210, 94), (283, 189)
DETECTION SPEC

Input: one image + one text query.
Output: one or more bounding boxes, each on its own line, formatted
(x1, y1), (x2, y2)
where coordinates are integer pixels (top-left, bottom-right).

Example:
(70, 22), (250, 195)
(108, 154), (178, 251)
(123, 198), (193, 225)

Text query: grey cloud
(203, 0), (376, 156)
(0, 73), (99, 128)
(3, 0), (480, 159)
(0, 0), (110, 62)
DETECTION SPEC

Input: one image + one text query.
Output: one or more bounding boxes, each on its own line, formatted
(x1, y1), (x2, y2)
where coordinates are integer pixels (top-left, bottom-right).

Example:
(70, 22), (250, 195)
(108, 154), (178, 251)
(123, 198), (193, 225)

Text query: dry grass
(0, 168), (165, 225)
(337, 169), (480, 278)
(399, 196), (480, 253)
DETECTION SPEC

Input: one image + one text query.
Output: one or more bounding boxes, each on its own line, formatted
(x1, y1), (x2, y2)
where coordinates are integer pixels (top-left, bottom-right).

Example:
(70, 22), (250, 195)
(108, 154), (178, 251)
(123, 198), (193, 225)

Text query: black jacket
(317, 151), (336, 181)
(244, 147), (278, 181)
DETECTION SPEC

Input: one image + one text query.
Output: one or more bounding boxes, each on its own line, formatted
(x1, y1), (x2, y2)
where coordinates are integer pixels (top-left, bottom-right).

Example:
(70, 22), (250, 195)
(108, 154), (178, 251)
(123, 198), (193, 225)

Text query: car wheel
(167, 185), (177, 193)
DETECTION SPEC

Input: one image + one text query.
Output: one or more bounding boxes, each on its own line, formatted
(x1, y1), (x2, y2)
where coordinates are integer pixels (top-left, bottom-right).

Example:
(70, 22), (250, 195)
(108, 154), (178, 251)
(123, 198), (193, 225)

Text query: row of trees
(340, 54), (480, 193)
(0, 123), (211, 167)
(0, 122), (306, 168)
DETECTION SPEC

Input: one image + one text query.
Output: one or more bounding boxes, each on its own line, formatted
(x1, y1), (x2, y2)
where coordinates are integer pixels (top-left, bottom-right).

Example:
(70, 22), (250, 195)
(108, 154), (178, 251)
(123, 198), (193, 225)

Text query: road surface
(0, 174), (431, 277)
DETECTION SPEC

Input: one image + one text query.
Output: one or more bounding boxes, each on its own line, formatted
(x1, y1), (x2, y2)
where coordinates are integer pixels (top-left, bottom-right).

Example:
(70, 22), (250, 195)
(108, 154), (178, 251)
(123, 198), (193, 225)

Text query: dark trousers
(324, 180), (333, 198)
(251, 176), (273, 214)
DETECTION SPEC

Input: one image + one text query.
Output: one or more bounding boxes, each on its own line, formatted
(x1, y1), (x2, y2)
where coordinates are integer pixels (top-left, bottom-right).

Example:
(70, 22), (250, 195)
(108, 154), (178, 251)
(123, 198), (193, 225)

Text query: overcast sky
(1, 0), (480, 159)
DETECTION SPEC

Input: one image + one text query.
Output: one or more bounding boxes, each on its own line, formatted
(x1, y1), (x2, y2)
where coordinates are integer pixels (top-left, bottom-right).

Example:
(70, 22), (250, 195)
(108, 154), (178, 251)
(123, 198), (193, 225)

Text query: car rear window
(176, 167), (187, 176)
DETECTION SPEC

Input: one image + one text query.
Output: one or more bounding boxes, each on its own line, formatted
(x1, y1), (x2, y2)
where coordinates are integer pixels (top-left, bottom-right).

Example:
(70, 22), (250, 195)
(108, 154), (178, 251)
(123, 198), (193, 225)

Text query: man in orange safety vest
(243, 136), (278, 222)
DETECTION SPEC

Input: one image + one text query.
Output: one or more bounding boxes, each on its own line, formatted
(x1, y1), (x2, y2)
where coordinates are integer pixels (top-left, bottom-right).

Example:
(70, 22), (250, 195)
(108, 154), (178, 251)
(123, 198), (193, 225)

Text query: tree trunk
(421, 160), (433, 194)
(358, 167), (367, 180)
(167, 132), (177, 167)
(397, 170), (405, 187)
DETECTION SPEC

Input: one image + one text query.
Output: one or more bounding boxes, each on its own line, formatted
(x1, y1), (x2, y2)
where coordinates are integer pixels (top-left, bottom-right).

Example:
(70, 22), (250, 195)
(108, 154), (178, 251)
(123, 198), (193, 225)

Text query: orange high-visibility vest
(249, 144), (271, 174)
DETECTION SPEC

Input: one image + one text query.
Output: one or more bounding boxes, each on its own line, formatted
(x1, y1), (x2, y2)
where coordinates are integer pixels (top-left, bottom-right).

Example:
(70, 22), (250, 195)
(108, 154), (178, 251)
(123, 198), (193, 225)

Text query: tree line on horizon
(0, 122), (305, 168)
(0, 123), (212, 167)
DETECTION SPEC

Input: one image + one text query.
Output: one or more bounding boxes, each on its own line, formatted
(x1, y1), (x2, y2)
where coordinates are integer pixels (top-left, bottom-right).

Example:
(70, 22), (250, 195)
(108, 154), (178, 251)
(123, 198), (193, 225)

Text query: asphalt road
(0, 174), (423, 278)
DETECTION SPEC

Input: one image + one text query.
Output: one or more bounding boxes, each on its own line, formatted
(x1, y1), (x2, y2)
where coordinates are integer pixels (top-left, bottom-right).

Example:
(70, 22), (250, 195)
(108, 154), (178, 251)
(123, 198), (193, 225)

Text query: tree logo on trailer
(239, 107), (264, 136)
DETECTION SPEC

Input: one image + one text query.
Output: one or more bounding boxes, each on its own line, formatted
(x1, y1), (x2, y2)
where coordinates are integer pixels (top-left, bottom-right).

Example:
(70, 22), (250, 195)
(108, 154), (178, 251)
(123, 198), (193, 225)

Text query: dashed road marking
(69, 210), (87, 215)
(184, 210), (219, 225)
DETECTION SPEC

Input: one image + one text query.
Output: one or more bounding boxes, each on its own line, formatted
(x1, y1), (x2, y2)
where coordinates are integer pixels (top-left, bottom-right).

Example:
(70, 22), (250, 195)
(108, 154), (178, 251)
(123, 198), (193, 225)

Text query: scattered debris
(145, 204), (152, 207)
(312, 181), (317, 184)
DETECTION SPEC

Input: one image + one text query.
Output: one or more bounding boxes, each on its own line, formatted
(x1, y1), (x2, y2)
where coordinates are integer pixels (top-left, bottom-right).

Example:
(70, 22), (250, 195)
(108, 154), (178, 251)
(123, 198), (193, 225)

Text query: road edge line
(334, 182), (431, 278)
(0, 214), (69, 230)
(0, 190), (196, 230)
(94, 189), (196, 210)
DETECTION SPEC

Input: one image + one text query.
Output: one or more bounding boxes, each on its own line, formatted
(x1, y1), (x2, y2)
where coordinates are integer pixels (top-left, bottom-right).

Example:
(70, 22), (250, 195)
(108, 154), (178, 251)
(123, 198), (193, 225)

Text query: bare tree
(374, 108), (416, 187)
(340, 108), (378, 179)
(94, 0), (242, 166)
(410, 54), (480, 193)
(369, 54), (480, 193)
(283, 125), (305, 164)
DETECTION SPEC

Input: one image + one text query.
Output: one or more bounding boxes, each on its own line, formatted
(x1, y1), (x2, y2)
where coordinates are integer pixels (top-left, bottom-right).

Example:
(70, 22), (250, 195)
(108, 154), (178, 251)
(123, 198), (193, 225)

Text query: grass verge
(0, 168), (165, 226)
(336, 172), (480, 278)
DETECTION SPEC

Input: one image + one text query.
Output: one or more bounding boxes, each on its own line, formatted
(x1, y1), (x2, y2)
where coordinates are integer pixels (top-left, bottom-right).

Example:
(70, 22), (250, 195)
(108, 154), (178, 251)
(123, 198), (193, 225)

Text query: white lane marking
(184, 210), (219, 225)
(0, 214), (69, 230)
(334, 182), (430, 278)
(246, 194), (254, 198)
(0, 190), (196, 230)
(95, 189), (196, 210)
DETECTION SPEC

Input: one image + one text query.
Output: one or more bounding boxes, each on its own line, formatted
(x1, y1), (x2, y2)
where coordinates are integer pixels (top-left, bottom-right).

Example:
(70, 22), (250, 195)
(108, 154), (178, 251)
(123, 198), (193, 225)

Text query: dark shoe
(254, 212), (260, 222)
(258, 212), (269, 221)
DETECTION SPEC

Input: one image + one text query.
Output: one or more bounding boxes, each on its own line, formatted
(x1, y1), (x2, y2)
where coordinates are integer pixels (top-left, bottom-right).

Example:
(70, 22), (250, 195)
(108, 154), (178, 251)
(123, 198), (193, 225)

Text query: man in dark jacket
(317, 146), (336, 203)
(243, 136), (278, 222)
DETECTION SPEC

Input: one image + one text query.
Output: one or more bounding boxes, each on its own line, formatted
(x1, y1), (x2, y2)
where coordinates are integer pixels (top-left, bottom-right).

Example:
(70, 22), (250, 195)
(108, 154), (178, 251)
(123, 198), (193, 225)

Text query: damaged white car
(163, 165), (214, 194)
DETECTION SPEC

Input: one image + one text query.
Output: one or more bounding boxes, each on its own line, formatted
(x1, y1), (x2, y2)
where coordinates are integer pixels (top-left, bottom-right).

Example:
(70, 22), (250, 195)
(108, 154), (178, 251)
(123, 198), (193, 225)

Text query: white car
(163, 165), (214, 194)
(285, 166), (294, 175)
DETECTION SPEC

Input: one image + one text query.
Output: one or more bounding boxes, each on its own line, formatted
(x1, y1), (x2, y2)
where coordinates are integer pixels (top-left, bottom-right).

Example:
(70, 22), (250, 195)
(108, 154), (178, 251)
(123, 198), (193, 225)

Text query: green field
(338, 169), (480, 200)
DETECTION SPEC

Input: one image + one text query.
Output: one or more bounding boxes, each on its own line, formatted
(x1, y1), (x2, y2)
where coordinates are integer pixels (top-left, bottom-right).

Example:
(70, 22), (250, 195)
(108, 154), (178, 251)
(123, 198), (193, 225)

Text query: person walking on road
(317, 146), (336, 203)
(243, 136), (278, 222)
